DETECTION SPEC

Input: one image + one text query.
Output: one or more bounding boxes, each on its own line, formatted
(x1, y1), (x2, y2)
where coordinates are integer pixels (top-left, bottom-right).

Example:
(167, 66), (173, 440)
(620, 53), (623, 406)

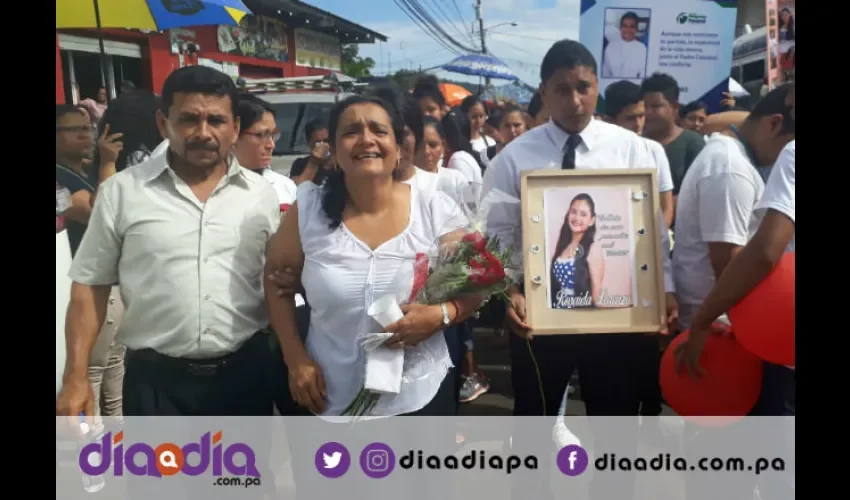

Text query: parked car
(240, 74), (362, 176)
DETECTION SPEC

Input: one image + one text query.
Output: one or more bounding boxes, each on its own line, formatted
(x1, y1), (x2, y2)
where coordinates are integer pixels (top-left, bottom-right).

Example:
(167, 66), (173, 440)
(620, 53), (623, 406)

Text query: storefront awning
(244, 0), (388, 43)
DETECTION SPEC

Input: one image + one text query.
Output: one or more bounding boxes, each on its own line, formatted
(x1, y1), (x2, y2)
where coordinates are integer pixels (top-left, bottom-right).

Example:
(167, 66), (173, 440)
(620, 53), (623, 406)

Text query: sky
(304, 0), (581, 86)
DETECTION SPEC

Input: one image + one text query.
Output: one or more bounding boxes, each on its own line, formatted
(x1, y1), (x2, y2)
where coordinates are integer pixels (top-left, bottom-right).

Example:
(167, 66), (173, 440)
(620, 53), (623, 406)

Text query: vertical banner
(579, 0), (738, 113)
(776, 0), (795, 82)
(764, 0), (781, 88)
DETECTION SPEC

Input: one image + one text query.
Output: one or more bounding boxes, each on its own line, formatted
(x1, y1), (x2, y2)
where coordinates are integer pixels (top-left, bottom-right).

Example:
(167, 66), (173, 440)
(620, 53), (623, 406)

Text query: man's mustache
(186, 141), (220, 151)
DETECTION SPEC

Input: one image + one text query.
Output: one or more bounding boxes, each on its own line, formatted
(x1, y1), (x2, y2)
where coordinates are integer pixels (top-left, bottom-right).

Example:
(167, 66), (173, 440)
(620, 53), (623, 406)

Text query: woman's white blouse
(297, 180), (467, 418)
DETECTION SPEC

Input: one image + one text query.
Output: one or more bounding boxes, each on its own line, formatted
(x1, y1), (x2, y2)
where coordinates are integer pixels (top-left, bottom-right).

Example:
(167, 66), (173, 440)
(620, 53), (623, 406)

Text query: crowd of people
(56, 37), (794, 500)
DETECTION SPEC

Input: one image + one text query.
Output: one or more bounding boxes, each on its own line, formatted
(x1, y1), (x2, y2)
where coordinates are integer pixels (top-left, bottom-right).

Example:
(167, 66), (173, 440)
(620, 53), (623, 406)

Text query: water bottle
(79, 417), (106, 494)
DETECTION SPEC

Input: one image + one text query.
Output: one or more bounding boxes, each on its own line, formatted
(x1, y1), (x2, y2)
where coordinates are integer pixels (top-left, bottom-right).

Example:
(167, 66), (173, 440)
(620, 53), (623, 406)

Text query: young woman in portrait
(549, 193), (605, 309)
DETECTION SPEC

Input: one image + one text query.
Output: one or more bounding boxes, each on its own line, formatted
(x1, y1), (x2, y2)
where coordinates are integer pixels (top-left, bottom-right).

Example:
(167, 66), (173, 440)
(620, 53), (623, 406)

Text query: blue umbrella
(479, 82), (535, 104)
(442, 54), (518, 81)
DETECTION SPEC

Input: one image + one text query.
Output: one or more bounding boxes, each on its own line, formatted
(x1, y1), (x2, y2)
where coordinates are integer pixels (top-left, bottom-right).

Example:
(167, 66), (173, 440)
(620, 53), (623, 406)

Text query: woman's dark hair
(460, 95), (487, 116)
(322, 95), (405, 229)
(498, 104), (525, 125)
(550, 193), (596, 307)
(94, 90), (163, 172)
(779, 8), (795, 40)
(440, 110), (485, 172)
(236, 92), (276, 133)
(422, 116), (445, 139)
(412, 75), (446, 107)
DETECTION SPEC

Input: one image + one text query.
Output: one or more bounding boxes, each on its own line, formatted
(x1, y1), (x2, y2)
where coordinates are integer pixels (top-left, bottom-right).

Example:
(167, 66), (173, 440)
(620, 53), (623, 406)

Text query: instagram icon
(359, 443), (396, 479)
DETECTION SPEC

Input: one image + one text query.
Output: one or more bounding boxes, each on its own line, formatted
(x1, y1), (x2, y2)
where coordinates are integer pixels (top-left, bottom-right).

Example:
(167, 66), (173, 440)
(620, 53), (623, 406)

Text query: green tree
(341, 44), (376, 78)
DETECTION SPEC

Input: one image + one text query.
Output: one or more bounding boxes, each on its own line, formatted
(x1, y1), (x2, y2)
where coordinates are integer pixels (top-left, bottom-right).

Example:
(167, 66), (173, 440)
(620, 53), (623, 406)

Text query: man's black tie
(562, 134), (582, 170)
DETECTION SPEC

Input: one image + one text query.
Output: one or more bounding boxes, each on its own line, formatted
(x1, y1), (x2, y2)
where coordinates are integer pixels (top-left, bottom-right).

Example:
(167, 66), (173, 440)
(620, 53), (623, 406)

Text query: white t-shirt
(750, 140), (795, 252)
(672, 133), (765, 327)
(602, 39), (648, 79)
(447, 151), (483, 202)
(470, 136), (495, 158)
(404, 167), (469, 204)
(643, 138), (675, 193)
(260, 168), (297, 208)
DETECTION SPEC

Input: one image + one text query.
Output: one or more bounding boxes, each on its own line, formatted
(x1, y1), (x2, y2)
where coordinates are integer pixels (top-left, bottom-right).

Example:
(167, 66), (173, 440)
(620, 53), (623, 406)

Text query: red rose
(468, 251), (506, 287)
(461, 231), (487, 251)
(408, 253), (430, 303)
(280, 203), (291, 214)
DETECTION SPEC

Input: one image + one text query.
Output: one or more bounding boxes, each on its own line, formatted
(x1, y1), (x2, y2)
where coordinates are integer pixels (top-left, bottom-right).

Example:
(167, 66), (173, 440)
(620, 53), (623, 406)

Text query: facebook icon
(557, 445), (589, 476)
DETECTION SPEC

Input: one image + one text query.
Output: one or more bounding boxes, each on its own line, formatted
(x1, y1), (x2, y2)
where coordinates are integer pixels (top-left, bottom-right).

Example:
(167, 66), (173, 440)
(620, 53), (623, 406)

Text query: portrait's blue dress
(552, 257), (576, 309)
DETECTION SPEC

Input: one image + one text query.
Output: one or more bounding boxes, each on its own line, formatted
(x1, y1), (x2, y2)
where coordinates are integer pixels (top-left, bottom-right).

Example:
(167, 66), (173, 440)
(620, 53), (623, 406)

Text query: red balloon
(660, 325), (763, 426)
(729, 252), (795, 366)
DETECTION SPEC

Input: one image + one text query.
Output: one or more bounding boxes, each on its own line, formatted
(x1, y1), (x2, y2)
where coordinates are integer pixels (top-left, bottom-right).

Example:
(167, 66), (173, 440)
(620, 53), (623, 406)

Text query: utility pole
(476, 0), (489, 86)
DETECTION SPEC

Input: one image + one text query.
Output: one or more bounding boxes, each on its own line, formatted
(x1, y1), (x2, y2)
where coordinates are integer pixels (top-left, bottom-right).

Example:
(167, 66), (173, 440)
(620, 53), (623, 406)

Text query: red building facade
(56, 0), (385, 104)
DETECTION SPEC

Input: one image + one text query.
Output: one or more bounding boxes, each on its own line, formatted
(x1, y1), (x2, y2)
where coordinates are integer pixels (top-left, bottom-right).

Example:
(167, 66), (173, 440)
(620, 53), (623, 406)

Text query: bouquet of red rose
(342, 188), (519, 419)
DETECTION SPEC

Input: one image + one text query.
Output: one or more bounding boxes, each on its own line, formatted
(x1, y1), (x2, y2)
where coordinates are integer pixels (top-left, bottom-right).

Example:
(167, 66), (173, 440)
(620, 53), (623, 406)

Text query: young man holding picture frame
(481, 39), (677, 500)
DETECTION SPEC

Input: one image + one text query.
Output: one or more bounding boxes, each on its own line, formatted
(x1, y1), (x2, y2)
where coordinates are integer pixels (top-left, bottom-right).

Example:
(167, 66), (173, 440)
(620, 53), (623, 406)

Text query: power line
(393, 0), (465, 56)
(490, 31), (561, 43)
(423, 0), (474, 47)
(396, 0), (482, 54)
(444, 0), (476, 47)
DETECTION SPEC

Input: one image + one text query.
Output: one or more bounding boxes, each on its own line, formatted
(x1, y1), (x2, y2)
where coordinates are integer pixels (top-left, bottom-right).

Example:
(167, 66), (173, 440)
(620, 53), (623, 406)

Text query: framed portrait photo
(520, 169), (666, 335)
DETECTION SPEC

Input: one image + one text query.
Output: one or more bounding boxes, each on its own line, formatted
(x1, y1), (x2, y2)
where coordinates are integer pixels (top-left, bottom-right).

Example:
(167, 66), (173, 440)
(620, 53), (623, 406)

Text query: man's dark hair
(620, 11), (639, 26)
(540, 39), (598, 82)
(120, 80), (137, 91)
(56, 104), (83, 124)
(680, 100), (708, 117)
(640, 72), (680, 105)
(604, 80), (642, 118)
(236, 93), (276, 135)
(304, 117), (328, 142)
(527, 92), (544, 118)
(745, 82), (795, 135)
(160, 66), (239, 117)
(412, 75), (446, 107)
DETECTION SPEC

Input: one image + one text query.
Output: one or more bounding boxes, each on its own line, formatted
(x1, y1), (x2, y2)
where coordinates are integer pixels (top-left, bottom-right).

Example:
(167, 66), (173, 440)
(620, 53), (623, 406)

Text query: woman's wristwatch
(439, 303), (451, 327)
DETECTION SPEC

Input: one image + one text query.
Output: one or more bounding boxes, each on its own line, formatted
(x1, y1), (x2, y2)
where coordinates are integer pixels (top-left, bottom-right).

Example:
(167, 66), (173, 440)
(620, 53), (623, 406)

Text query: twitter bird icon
(323, 451), (342, 469)
(315, 442), (350, 478)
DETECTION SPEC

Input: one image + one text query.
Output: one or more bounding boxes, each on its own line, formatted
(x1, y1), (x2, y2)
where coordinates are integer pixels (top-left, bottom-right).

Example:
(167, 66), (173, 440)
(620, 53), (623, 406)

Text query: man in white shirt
(671, 88), (794, 500)
(671, 84), (794, 334)
(601, 11), (648, 79)
(482, 39), (677, 500)
(56, 66), (281, 421)
(680, 140), (795, 368)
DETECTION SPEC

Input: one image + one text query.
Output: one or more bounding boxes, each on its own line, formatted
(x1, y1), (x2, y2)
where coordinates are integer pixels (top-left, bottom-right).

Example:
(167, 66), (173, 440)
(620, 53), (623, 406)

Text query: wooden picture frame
(521, 168), (666, 335)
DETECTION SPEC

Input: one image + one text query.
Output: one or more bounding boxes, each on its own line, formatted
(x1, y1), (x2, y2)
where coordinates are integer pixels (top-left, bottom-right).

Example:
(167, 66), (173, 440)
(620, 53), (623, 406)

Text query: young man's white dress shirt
(482, 118), (675, 293)
(69, 152), (280, 359)
(672, 133), (766, 328)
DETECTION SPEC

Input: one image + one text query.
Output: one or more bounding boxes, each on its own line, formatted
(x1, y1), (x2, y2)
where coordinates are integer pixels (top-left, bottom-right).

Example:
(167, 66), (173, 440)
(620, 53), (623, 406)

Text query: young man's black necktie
(562, 134), (582, 170)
